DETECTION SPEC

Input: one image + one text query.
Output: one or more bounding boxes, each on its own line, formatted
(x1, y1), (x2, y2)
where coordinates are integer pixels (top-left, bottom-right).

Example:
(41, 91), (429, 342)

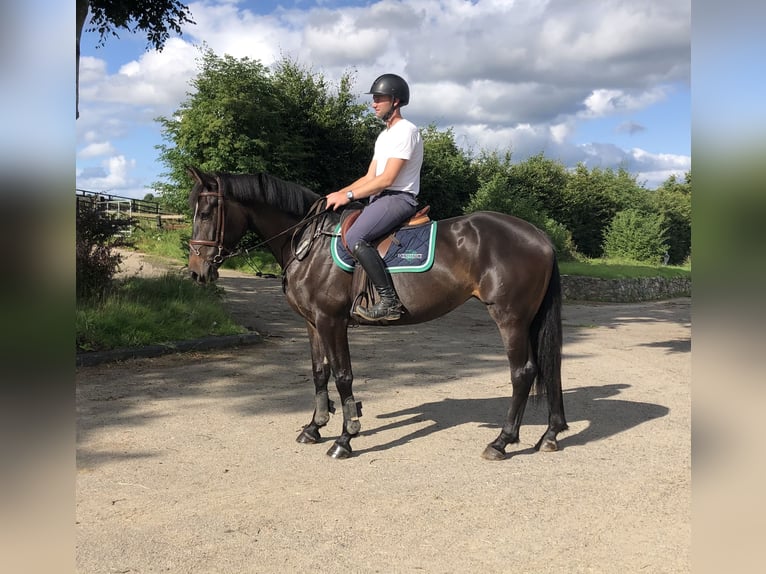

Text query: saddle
(339, 204), (431, 257)
(338, 204), (431, 323)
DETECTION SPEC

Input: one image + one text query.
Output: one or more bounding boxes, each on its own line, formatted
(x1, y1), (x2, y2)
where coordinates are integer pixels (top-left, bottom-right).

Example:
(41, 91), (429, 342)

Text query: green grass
(559, 257), (691, 280)
(76, 273), (246, 352)
(131, 225), (189, 260)
(131, 224), (282, 276)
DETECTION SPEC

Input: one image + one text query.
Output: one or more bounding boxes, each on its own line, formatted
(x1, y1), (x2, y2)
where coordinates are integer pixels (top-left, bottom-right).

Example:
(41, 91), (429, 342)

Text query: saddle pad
(331, 221), (438, 273)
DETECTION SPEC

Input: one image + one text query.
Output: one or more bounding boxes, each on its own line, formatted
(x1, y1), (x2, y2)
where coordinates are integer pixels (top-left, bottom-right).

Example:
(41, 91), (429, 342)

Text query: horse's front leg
(296, 322), (334, 444)
(318, 318), (360, 460)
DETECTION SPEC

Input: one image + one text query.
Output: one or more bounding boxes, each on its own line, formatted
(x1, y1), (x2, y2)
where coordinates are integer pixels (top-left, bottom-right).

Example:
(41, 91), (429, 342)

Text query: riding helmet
(367, 74), (410, 106)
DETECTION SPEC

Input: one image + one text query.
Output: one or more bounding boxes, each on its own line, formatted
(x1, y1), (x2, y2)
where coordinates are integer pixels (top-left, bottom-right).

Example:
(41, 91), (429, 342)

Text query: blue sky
(76, 0), (691, 199)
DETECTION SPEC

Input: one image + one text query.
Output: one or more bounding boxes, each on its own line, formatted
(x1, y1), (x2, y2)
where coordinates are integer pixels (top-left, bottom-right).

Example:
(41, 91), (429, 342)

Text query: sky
(75, 0), (691, 199)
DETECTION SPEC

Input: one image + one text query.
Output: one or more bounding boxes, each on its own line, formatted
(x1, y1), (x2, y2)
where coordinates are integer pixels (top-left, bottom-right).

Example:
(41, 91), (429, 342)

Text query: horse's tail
(529, 255), (568, 429)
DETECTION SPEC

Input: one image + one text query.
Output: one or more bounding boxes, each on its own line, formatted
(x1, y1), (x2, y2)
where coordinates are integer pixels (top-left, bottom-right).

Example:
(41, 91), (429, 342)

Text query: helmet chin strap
(381, 100), (399, 124)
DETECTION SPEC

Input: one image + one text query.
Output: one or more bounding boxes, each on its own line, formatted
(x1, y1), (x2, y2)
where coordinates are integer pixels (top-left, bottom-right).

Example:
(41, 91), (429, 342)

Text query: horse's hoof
(326, 443), (352, 459)
(538, 438), (559, 452)
(481, 445), (506, 461)
(296, 428), (320, 444)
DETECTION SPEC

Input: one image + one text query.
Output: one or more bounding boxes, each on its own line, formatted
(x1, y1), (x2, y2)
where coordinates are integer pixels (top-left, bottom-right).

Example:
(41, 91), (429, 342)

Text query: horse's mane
(190, 171), (321, 217)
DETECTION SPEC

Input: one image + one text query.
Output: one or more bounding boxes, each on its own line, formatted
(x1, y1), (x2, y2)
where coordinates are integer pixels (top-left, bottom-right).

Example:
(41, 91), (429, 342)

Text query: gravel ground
(76, 251), (691, 573)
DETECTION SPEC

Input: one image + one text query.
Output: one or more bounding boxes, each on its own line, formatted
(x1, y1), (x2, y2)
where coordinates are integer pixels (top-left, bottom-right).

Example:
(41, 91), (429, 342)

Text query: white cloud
(550, 123), (572, 145)
(89, 39), (198, 109)
(78, 142), (116, 159)
(581, 87), (669, 118)
(76, 0), (691, 197)
(76, 156), (136, 193)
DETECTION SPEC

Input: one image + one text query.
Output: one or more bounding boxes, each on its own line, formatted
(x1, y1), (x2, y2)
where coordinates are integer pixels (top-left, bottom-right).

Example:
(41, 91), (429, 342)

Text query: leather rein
(189, 184), (331, 269)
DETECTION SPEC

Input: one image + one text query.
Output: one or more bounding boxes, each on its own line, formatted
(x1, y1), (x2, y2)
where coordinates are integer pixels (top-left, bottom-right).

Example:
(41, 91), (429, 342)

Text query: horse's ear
(187, 166), (204, 185)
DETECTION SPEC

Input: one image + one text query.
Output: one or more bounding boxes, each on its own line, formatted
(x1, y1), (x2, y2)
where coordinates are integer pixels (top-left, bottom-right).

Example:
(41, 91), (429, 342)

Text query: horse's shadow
(352, 383), (668, 457)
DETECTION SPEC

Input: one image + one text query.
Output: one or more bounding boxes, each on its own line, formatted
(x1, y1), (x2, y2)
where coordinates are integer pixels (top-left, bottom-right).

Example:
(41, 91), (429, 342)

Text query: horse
(186, 166), (567, 460)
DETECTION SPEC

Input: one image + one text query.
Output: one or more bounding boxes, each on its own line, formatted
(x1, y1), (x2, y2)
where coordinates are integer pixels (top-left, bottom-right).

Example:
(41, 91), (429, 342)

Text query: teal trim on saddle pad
(330, 221), (438, 273)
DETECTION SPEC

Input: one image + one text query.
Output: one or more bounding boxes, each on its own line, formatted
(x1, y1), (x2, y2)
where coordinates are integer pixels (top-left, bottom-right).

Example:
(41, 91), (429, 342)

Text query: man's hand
(326, 190), (351, 211)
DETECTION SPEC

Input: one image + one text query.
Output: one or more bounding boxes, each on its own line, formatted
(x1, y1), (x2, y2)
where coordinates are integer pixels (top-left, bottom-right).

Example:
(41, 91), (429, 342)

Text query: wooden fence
(76, 189), (186, 231)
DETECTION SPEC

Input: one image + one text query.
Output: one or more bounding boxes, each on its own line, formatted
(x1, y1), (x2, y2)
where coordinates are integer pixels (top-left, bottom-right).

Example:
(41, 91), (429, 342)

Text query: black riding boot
(352, 240), (403, 321)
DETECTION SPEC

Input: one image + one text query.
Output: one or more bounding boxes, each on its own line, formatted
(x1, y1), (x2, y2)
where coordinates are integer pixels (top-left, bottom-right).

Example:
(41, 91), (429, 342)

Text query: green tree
(602, 208), (669, 264)
(466, 151), (543, 221)
(419, 125), (477, 219)
(76, 0), (195, 118)
(465, 152), (577, 259)
(269, 59), (378, 192)
(653, 171), (691, 264)
(509, 153), (570, 221)
(154, 51), (375, 213)
(559, 164), (651, 258)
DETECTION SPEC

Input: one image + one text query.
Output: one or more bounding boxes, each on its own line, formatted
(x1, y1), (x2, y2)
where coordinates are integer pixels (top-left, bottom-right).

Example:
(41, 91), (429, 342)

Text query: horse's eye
(199, 210), (212, 221)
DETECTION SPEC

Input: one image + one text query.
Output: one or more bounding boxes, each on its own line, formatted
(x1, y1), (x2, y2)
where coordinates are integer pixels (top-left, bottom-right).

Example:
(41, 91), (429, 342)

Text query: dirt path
(76, 252), (691, 573)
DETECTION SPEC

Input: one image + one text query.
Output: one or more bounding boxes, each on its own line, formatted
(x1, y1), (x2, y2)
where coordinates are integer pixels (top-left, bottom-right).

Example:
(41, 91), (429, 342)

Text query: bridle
(189, 186), (229, 265)
(189, 181), (332, 270)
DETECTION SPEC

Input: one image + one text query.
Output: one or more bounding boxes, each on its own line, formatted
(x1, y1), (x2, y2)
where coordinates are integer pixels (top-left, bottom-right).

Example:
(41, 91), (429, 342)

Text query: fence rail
(76, 189), (186, 231)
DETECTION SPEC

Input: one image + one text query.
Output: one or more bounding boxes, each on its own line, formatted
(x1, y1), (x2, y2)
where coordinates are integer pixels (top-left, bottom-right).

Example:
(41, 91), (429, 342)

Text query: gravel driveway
(76, 252), (691, 573)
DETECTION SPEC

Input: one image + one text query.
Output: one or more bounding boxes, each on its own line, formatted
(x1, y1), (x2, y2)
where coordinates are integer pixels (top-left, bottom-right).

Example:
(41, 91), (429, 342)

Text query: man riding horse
(325, 74), (423, 322)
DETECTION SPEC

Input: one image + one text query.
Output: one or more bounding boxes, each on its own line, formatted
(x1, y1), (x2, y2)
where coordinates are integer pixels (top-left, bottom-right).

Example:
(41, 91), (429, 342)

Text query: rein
(189, 186), (331, 269)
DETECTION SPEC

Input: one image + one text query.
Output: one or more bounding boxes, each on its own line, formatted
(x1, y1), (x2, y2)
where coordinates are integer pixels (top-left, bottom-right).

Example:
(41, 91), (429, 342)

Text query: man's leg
(345, 195), (416, 321)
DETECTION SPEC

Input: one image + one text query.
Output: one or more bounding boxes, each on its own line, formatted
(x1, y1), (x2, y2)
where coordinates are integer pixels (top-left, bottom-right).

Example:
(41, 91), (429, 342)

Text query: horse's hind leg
(296, 324), (334, 444)
(482, 315), (537, 461)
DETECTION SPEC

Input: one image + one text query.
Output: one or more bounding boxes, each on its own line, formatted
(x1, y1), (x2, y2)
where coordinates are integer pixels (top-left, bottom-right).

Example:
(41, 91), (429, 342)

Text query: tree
(269, 58), (378, 192)
(154, 51), (375, 213)
(466, 151), (543, 220)
(653, 171), (691, 264)
(507, 153), (570, 221)
(464, 152), (577, 259)
(559, 164), (651, 258)
(602, 208), (669, 264)
(419, 125), (477, 219)
(76, 202), (134, 300)
(76, 0), (195, 118)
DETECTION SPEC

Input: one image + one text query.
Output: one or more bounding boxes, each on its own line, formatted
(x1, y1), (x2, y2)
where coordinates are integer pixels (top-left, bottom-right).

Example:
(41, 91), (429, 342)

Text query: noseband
(189, 187), (229, 266)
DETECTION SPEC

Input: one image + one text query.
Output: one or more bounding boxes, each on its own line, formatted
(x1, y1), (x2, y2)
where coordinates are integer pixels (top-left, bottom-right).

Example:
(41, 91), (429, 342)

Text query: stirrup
(354, 300), (403, 322)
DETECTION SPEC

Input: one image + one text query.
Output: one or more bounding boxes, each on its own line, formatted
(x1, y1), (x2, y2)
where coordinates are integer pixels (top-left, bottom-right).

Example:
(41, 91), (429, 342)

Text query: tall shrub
(76, 202), (133, 300)
(602, 208), (669, 264)
(653, 172), (691, 264)
(465, 152), (578, 260)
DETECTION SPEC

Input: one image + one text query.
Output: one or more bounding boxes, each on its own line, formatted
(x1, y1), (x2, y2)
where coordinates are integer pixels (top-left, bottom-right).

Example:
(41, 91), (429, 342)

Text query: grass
(131, 225), (189, 260)
(76, 273), (246, 352)
(559, 257), (691, 279)
(131, 225), (282, 276)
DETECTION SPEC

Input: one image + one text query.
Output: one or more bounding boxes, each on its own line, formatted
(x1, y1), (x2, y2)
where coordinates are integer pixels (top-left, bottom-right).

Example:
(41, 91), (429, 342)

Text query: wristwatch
(346, 190), (354, 200)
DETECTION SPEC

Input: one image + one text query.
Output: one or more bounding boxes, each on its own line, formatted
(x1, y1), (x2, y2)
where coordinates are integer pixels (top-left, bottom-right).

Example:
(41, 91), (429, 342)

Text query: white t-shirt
(372, 118), (423, 197)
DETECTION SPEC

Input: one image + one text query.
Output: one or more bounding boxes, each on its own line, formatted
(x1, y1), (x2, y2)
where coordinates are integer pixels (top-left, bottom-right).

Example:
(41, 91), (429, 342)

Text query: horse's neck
(248, 204), (303, 267)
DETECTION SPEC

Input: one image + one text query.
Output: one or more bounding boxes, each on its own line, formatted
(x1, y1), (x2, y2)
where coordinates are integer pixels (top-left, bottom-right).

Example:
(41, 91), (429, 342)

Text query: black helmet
(366, 74), (410, 106)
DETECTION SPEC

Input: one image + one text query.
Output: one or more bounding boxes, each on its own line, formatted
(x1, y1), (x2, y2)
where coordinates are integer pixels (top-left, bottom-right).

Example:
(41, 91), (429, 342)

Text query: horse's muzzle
(189, 264), (219, 284)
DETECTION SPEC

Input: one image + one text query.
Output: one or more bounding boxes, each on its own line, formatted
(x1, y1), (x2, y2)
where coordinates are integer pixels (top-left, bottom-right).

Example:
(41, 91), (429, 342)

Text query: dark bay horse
(187, 166), (567, 460)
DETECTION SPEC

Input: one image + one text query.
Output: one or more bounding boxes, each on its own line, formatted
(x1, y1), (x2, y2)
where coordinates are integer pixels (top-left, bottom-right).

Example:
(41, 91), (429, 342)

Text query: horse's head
(187, 167), (249, 284)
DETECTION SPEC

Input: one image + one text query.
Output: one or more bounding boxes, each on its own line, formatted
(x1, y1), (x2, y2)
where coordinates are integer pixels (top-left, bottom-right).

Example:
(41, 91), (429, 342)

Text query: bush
(540, 218), (579, 261)
(465, 171), (579, 261)
(602, 209), (669, 264)
(76, 204), (134, 300)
